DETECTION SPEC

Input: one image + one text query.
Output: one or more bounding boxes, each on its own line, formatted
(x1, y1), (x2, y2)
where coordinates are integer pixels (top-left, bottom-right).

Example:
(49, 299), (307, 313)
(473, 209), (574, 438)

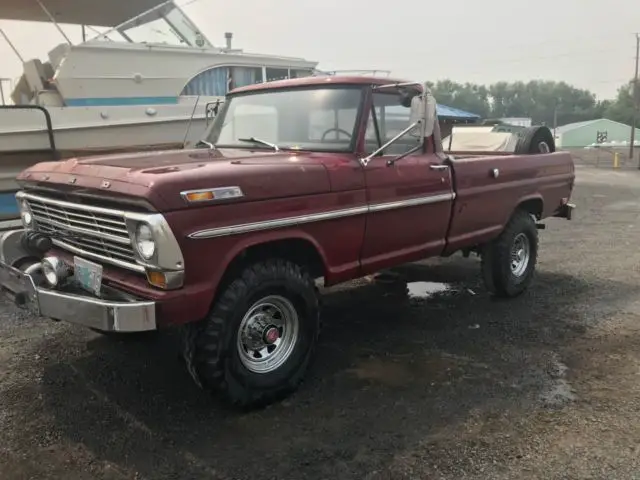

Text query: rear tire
(183, 258), (320, 409)
(482, 210), (538, 298)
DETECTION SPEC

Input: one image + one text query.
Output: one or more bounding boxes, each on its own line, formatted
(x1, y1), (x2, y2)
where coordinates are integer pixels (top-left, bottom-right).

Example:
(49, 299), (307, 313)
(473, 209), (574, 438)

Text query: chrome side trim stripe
(368, 193), (454, 213)
(188, 192), (455, 240)
(189, 205), (369, 239)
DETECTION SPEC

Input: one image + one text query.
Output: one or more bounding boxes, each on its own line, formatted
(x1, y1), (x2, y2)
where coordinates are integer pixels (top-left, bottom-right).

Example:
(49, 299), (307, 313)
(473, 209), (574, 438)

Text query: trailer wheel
(482, 210), (538, 298)
(514, 126), (556, 154)
(183, 258), (320, 409)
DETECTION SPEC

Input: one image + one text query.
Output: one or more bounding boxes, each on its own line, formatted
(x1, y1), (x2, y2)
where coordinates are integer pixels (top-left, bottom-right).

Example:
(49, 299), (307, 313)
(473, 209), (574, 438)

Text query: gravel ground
(2, 164), (640, 480)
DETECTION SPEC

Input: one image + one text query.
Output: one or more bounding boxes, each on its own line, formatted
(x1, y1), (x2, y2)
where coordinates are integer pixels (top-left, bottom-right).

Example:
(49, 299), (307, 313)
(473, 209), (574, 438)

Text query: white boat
(0, 0), (319, 220)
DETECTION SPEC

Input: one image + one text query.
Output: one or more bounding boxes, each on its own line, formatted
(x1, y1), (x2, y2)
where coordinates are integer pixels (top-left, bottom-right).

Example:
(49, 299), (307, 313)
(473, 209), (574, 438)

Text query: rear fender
(513, 195), (544, 221)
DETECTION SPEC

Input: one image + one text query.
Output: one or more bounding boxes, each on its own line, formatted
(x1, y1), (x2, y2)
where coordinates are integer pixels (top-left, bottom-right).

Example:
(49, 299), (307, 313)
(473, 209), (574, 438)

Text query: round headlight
(19, 200), (32, 226)
(135, 223), (156, 260)
(42, 256), (69, 287)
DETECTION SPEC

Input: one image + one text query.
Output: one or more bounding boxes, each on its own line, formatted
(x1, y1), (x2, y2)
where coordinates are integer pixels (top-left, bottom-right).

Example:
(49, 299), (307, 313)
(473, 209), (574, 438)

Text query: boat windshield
(90, 1), (212, 48)
(204, 86), (365, 153)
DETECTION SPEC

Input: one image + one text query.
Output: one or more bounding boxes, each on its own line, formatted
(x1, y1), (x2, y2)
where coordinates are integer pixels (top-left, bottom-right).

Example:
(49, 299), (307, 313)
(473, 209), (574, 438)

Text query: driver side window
(364, 92), (417, 156)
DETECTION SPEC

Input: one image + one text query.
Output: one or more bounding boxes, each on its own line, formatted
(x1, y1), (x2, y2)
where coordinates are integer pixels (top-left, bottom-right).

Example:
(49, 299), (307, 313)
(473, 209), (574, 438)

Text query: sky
(0, 0), (638, 101)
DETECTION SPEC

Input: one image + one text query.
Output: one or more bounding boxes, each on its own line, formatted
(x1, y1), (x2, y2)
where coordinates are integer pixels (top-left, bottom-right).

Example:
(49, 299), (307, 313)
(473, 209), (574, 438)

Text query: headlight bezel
(123, 213), (184, 275)
(124, 214), (185, 290)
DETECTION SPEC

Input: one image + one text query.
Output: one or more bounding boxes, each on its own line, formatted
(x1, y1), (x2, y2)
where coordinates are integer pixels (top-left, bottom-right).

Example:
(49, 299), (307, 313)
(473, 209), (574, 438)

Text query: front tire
(183, 259), (320, 409)
(482, 210), (538, 298)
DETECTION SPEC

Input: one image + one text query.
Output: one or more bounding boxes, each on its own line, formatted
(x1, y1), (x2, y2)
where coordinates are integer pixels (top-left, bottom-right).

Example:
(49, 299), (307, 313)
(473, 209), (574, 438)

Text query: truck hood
(17, 148), (337, 211)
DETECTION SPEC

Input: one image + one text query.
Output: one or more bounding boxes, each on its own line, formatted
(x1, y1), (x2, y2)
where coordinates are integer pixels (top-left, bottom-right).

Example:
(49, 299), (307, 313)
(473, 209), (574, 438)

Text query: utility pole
(632, 33), (639, 166)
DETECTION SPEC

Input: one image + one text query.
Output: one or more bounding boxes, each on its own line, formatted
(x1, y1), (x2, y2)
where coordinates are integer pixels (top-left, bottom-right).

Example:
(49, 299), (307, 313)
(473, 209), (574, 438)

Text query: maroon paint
(16, 76), (575, 328)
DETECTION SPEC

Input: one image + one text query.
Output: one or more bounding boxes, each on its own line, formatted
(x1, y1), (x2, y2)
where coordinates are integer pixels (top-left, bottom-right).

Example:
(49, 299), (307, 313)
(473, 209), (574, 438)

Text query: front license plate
(74, 256), (103, 296)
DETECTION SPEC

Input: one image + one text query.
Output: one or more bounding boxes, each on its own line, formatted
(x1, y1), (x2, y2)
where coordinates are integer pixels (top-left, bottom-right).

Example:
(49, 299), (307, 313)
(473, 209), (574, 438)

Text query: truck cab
(0, 75), (575, 408)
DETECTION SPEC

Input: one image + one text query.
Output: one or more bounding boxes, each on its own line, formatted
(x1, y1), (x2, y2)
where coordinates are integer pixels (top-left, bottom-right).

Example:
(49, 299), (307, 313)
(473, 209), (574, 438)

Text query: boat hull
(0, 104), (211, 223)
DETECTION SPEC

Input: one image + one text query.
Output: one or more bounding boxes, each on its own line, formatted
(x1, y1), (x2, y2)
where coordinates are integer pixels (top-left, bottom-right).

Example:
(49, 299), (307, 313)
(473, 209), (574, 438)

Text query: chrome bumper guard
(0, 260), (157, 333)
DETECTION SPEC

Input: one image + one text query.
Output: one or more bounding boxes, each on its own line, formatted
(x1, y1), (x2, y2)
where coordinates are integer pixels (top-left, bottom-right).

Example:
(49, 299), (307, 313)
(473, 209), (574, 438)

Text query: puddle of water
(406, 281), (450, 299)
(348, 358), (415, 387)
(540, 355), (577, 407)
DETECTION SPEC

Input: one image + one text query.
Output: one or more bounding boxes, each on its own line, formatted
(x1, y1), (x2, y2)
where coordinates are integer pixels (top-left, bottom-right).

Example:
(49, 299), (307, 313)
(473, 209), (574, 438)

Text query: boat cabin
(1, 0), (318, 108)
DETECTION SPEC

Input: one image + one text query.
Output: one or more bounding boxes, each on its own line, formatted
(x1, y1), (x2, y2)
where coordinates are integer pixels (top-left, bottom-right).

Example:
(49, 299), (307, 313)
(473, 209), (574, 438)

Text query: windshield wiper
(195, 139), (215, 150)
(238, 137), (280, 151)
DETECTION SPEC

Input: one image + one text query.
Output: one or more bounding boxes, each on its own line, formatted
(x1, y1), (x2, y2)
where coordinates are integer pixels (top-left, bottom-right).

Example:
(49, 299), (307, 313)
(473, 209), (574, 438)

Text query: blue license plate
(74, 256), (103, 296)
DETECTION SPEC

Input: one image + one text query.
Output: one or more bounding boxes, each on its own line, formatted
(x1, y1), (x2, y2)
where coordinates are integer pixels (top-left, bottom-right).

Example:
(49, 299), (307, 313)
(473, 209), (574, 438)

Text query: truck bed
(444, 151), (574, 254)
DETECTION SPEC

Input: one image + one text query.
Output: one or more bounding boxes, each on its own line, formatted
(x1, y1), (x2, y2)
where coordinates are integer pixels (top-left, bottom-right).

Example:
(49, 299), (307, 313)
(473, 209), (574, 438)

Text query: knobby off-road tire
(183, 258), (320, 409)
(481, 209), (538, 298)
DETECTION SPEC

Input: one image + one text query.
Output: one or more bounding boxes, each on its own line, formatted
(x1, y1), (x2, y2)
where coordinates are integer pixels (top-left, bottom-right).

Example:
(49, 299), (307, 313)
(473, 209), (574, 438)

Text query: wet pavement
(2, 164), (640, 479)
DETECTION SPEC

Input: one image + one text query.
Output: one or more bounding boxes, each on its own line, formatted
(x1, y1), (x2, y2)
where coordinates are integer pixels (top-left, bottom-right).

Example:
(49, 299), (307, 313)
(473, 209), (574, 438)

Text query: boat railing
(313, 69), (392, 77)
(0, 105), (58, 160)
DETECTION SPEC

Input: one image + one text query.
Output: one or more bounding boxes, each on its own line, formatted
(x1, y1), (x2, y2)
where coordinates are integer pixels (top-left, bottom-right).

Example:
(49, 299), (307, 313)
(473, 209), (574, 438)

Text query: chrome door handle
(430, 164), (449, 171)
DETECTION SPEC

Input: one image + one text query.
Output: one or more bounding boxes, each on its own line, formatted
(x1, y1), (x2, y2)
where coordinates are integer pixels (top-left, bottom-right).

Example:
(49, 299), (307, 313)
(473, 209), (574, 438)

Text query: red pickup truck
(0, 75), (575, 408)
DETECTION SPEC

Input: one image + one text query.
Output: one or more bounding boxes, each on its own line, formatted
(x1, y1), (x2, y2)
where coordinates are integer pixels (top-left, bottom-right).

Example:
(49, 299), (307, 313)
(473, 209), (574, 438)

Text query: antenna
(182, 95), (201, 148)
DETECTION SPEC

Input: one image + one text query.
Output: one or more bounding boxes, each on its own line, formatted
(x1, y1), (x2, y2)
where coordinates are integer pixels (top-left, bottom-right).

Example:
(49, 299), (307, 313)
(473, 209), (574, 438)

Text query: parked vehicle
(0, 75), (575, 408)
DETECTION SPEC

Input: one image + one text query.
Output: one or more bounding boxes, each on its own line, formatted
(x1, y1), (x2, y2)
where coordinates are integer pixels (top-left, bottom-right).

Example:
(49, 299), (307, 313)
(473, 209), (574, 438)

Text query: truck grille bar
(20, 192), (144, 272)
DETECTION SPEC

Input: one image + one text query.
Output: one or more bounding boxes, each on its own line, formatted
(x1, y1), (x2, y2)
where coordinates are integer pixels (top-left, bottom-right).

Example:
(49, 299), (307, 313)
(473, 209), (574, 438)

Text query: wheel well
(214, 238), (326, 301)
(517, 198), (544, 219)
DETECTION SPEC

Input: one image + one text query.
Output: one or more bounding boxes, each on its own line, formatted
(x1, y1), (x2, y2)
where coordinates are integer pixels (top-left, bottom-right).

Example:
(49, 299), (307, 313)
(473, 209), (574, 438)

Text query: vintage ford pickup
(0, 75), (575, 407)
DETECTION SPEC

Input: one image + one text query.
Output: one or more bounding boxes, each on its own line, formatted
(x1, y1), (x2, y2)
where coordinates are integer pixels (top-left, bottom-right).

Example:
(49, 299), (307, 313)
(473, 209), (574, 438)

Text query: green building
(556, 119), (640, 148)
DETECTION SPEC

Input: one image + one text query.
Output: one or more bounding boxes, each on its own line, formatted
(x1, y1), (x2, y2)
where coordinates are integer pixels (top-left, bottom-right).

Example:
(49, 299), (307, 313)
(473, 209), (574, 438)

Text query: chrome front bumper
(0, 230), (157, 333)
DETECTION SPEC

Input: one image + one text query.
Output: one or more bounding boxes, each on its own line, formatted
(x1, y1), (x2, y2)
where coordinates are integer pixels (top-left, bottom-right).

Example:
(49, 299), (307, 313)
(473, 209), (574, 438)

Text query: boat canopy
(0, 0), (168, 26)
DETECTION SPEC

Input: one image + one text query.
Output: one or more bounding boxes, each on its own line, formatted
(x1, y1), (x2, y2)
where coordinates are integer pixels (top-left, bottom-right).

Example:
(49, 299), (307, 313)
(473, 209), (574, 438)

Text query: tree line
(427, 79), (638, 127)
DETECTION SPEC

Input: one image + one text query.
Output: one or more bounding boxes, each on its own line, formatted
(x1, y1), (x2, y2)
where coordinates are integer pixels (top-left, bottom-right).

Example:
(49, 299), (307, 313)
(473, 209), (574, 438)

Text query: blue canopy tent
(383, 103), (480, 123)
(436, 104), (481, 123)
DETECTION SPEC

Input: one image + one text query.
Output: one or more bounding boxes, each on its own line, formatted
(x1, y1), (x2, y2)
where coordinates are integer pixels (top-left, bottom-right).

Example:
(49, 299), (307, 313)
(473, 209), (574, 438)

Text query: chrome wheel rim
(236, 295), (299, 374)
(510, 233), (531, 277)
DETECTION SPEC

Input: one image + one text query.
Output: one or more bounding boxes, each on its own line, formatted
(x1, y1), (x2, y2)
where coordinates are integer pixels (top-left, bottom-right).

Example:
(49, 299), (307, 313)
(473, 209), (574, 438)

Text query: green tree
(427, 80), (491, 118)
(427, 78), (636, 127)
(604, 80), (638, 127)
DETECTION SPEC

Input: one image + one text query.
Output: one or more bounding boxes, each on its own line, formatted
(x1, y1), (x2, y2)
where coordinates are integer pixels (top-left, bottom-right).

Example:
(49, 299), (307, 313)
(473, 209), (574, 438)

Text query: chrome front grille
(22, 193), (142, 271)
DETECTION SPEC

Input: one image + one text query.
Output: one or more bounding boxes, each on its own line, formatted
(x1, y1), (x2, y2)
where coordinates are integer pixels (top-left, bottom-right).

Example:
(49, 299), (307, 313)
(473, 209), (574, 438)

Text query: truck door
(360, 91), (454, 274)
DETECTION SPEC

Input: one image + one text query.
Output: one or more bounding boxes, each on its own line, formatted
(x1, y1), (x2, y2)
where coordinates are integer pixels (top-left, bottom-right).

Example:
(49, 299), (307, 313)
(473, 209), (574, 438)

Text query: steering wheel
(320, 127), (352, 141)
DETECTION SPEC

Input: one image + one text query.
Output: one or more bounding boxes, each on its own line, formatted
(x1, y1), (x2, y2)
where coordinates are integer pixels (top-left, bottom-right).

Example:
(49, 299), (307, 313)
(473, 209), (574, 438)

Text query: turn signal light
(181, 186), (244, 204)
(146, 271), (167, 289)
(184, 191), (215, 202)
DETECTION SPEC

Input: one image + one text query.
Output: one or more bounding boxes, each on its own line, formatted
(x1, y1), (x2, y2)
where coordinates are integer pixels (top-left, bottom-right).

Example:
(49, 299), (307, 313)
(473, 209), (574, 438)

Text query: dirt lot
(2, 165), (640, 480)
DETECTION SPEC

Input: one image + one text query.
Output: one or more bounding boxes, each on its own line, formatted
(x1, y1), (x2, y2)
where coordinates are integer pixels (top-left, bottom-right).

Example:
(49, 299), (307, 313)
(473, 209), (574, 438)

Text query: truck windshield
(205, 87), (364, 152)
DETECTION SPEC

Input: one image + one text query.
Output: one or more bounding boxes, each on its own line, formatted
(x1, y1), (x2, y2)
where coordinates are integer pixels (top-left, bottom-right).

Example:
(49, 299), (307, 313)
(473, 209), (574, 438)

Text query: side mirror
(423, 90), (437, 138)
(409, 94), (427, 138)
(408, 84), (436, 139)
